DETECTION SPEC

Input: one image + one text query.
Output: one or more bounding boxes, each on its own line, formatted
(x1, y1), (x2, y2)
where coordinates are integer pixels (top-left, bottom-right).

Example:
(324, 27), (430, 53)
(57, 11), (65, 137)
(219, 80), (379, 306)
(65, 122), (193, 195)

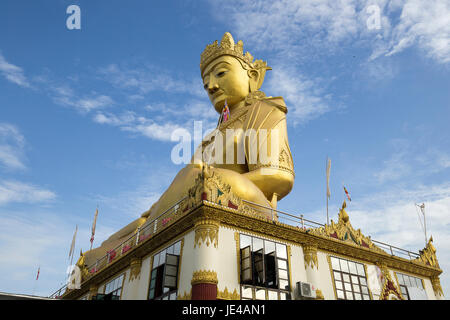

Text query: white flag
(326, 158), (331, 199)
(90, 208), (98, 245)
(69, 225), (78, 259)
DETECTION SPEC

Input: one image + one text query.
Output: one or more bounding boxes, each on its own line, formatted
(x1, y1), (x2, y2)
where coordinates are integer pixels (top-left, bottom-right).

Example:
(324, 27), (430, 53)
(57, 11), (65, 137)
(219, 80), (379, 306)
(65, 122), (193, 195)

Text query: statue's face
(202, 55), (250, 113)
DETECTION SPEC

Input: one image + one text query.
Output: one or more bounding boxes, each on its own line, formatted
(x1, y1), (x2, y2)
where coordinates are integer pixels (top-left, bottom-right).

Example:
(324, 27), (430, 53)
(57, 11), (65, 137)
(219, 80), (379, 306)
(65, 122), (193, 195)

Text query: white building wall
(422, 278), (436, 300)
(178, 231), (195, 297)
(216, 227), (240, 294)
(288, 244), (307, 299)
(317, 252), (336, 300)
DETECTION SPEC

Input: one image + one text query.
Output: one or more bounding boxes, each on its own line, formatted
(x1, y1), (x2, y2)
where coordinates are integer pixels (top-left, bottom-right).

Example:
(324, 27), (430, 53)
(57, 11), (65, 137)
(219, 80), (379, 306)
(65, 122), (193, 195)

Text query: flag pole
(424, 204), (427, 245)
(326, 156), (329, 225)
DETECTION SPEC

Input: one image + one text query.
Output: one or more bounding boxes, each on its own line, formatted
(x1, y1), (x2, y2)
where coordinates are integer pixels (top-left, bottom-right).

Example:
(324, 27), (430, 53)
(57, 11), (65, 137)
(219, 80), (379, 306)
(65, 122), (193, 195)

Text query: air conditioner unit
(296, 281), (316, 299)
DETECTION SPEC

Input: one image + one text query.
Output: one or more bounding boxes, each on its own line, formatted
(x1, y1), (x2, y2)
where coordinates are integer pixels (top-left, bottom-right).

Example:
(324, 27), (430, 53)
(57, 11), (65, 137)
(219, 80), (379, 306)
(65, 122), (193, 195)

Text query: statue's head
(200, 32), (271, 113)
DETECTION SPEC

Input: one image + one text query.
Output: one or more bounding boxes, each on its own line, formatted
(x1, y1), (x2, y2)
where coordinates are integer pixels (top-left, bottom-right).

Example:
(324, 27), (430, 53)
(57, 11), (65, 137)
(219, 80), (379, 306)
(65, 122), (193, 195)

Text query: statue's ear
(248, 69), (260, 92)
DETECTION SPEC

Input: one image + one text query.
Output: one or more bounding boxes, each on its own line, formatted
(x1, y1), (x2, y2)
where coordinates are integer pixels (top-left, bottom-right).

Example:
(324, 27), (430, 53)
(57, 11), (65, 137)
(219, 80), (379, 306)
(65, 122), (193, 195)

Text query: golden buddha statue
(81, 32), (295, 267)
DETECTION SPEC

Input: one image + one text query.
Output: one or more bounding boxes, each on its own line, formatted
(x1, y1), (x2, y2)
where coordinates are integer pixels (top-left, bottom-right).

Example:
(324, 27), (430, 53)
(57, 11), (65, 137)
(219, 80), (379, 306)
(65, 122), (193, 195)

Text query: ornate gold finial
(339, 201), (349, 223)
(414, 236), (440, 269)
(200, 32), (271, 78)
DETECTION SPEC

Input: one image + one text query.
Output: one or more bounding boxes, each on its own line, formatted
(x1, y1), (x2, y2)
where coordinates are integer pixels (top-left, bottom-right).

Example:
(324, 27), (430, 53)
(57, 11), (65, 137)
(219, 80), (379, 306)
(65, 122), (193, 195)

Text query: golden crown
(200, 32), (270, 75)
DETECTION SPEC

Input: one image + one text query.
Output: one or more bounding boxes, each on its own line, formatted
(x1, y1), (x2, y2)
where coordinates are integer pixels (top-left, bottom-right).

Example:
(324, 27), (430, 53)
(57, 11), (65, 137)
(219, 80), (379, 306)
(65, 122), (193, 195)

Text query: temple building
(52, 173), (444, 301)
(50, 32), (444, 301)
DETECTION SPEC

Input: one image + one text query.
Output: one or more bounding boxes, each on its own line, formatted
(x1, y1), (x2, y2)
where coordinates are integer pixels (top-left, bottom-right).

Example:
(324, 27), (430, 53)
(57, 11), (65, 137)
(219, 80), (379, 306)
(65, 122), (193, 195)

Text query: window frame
(330, 256), (371, 300)
(103, 273), (125, 300)
(395, 272), (424, 300)
(148, 241), (181, 300)
(239, 234), (291, 300)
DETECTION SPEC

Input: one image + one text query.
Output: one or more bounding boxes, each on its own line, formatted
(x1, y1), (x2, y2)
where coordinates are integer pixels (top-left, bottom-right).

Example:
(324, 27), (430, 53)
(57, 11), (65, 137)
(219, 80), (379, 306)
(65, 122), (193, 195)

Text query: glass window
(331, 257), (340, 271)
(278, 259), (287, 269)
(330, 256), (370, 300)
(356, 264), (365, 276)
(348, 262), (357, 274)
(340, 260), (349, 273)
(276, 243), (287, 259)
(104, 274), (124, 300)
(253, 238), (263, 251)
(242, 286), (253, 299)
(240, 234), (252, 249)
(395, 272), (424, 300)
(148, 241), (181, 300)
(333, 271), (341, 281)
(264, 240), (275, 254)
(239, 234), (290, 300)
(255, 288), (266, 300)
(268, 290), (278, 300)
(173, 241), (181, 255)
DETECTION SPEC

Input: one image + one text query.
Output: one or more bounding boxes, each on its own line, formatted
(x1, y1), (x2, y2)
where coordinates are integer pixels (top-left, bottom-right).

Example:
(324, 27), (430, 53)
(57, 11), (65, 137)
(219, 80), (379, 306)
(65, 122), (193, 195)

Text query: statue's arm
(243, 104), (294, 202)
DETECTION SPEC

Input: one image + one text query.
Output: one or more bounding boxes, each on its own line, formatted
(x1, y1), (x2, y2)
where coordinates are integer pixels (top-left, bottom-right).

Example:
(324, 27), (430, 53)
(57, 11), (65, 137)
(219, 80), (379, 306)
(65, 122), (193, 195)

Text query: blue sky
(0, 0), (449, 298)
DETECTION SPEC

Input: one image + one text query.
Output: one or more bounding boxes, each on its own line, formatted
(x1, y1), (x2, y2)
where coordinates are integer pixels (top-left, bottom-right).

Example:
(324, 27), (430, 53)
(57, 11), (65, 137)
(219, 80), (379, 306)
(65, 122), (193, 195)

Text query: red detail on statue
(228, 200), (238, 209)
(202, 192), (208, 200)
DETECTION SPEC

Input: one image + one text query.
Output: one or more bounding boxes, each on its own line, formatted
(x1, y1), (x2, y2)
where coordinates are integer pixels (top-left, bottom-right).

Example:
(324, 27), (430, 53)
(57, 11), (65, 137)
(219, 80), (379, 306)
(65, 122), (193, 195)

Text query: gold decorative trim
(287, 245), (293, 291)
(217, 287), (240, 300)
(178, 289), (192, 300)
(364, 263), (374, 300)
(235, 232), (241, 283)
(378, 263), (403, 300)
(327, 255), (338, 300)
(303, 245), (318, 270)
(88, 285), (98, 300)
(128, 258), (142, 282)
(309, 201), (385, 254)
(194, 219), (219, 248)
(315, 289), (324, 300)
(177, 238), (185, 289)
(414, 237), (440, 269)
(191, 270), (218, 285)
(431, 275), (444, 297)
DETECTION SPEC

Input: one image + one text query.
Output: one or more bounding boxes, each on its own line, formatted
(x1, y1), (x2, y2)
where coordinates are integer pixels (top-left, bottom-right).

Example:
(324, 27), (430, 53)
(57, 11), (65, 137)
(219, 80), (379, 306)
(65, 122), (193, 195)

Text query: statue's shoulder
(259, 96), (288, 114)
(244, 95), (288, 130)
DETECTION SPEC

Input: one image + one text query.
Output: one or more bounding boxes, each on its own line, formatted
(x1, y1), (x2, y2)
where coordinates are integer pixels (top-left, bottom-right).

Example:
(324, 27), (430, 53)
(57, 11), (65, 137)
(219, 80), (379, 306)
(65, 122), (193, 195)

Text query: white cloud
(0, 52), (31, 87)
(0, 123), (26, 171)
(93, 98), (217, 143)
(266, 65), (334, 125)
(349, 183), (450, 297)
(93, 111), (181, 142)
(374, 138), (450, 184)
(210, 0), (450, 65)
(52, 89), (114, 113)
(0, 180), (56, 206)
(383, 0), (450, 63)
(0, 209), (117, 296)
(98, 63), (205, 98)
